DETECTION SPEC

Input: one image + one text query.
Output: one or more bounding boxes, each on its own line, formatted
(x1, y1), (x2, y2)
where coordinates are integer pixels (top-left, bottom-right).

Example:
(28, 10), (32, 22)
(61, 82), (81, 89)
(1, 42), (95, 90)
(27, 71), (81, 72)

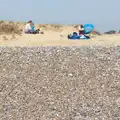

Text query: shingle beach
(0, 46), (120, 120)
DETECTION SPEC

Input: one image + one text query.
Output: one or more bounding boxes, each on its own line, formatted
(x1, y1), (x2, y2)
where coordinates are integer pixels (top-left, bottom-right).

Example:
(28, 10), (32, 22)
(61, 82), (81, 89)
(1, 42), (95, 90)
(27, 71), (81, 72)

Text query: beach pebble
(68, 73), (73, 77)
(0, 46), (120, 119)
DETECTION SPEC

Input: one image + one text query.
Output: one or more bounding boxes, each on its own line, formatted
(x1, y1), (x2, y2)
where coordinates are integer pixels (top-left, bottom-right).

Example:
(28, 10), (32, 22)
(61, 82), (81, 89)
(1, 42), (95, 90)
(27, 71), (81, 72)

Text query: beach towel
(68, 32), (90, 40)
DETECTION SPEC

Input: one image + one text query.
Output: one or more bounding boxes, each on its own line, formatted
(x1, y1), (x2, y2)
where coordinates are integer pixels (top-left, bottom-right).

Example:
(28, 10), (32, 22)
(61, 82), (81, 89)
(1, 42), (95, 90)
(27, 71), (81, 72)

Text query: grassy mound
(0, 21), (22, 35)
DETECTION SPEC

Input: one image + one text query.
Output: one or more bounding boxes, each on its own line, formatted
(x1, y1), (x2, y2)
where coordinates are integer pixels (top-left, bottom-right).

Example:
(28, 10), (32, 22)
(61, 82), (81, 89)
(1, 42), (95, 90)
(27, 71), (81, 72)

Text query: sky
(0, 0), (120, 31)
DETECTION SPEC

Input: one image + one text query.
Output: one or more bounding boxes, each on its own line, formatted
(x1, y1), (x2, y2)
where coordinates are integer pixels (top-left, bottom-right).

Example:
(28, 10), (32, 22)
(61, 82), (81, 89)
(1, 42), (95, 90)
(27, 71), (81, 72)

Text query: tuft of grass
(2, 36), (8, 40)
(38, 24), (63, 31)
(0, 22), (22, 35)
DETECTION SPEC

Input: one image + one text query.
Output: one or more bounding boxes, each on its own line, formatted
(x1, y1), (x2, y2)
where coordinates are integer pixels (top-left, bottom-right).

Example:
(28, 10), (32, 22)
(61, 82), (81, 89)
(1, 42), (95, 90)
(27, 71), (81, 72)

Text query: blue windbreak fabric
(84, 24), (94, 34)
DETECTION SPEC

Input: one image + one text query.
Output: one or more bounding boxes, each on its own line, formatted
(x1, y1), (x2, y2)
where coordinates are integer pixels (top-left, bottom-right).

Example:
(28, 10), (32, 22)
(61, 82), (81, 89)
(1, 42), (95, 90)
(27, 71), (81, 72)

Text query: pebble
(0, 46), (120, 120)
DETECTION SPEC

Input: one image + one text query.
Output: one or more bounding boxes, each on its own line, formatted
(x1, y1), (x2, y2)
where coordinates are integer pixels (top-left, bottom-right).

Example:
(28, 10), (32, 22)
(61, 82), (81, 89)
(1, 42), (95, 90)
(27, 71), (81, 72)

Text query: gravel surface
(0, 46), (120, 120)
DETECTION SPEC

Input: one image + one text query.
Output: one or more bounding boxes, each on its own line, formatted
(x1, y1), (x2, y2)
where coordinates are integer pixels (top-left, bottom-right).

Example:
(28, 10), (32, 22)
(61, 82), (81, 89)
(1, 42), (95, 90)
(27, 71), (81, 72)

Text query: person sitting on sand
(24, 20), (40, 34)
(78, 24), (86, 38)
(24, 20), (32, 33)
(78, 25), (84, 35)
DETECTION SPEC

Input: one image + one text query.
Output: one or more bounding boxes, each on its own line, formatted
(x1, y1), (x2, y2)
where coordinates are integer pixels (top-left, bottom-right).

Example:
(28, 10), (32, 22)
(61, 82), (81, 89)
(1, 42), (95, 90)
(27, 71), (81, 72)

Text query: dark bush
(104, 30), (116, 34)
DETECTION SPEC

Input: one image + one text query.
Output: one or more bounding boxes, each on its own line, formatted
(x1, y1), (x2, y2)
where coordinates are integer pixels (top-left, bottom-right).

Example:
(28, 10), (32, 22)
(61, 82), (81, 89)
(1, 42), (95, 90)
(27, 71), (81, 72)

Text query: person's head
(80, 24), (84, 28)
(28, 20), (33, 25)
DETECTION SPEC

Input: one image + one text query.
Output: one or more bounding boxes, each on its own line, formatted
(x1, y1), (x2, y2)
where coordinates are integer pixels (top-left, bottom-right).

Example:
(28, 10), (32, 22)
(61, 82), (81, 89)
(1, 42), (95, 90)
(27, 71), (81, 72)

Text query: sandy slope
(0, 33), (120, 46)
(0, 24), (120, 46)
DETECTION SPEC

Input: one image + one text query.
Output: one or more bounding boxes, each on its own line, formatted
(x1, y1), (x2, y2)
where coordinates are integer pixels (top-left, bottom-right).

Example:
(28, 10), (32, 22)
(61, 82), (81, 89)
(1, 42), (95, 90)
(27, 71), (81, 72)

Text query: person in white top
(24, 20), (32, 33)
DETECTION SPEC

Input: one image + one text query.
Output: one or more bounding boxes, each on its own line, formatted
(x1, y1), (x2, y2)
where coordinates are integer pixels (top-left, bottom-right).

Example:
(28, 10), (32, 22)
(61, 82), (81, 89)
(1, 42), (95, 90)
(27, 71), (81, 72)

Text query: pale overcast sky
(0, 0), (120, 31)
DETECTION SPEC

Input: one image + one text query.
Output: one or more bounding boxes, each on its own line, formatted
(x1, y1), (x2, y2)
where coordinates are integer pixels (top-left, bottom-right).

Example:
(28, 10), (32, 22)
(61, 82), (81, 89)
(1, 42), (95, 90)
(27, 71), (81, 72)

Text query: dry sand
(0, 32), (120, 46)
(0, 21), (120, 46)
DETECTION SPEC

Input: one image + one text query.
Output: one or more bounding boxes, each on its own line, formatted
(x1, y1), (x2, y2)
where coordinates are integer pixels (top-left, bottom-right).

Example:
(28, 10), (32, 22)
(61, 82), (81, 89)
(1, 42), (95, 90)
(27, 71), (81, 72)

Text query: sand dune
(0, 21), (120, 46)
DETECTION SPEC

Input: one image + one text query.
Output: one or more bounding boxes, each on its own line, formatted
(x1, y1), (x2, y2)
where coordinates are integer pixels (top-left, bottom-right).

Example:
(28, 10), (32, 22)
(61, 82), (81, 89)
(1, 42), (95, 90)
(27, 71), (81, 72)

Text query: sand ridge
(0, 21), (120, 46)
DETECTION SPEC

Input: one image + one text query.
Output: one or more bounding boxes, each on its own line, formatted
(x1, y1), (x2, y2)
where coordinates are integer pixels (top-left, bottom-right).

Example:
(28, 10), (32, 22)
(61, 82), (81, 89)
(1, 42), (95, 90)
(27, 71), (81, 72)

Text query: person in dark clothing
(78, 25), (85, 35)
